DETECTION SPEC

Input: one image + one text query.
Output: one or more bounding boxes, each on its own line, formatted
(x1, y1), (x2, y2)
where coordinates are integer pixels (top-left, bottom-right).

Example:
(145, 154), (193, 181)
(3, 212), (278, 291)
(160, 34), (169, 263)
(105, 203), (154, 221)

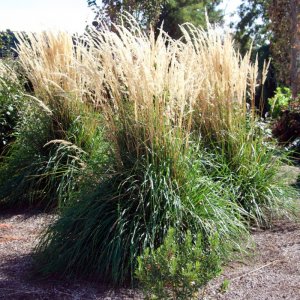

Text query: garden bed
(0, 207), (299, 299)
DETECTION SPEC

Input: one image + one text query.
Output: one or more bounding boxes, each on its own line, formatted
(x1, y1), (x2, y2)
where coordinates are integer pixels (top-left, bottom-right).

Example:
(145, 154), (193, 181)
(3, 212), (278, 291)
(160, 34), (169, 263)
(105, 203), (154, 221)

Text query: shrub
(0, 78), (24, 157)
(0, 59), (22, 156)
(272, 109), (300, 144)
(268, 87), (292, 118)
(135, 228), (221, 300)
(270, 87), (300, 157)
(0, 30), (18, 58)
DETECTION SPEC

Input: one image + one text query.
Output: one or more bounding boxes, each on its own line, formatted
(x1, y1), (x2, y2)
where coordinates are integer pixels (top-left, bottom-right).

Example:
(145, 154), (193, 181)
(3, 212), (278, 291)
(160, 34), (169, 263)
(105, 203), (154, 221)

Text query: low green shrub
(135, 228), (221, 300)
(0, 78), (24, 157)
(272, 109), (300, 160)
(269, 87), (300, 158)
(268, 87), (292, 118)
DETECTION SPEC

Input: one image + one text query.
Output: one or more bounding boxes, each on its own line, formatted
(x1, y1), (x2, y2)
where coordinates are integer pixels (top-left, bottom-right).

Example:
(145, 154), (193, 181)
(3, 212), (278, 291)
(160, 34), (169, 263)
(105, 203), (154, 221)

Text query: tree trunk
(291, 0), (300, 99)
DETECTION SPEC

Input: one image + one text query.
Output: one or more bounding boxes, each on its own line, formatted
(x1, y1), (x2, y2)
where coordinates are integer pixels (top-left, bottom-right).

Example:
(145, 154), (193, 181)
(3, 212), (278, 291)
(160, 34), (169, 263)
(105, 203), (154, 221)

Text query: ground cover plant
(0, 15), (297, 297)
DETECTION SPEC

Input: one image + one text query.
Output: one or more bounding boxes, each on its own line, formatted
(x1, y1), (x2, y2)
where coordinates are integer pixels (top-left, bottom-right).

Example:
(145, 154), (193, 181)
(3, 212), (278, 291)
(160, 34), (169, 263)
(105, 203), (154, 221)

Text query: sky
(219, 0), (241, 28)
(0, 0), (94, 33)
(0, 0), (241, 33)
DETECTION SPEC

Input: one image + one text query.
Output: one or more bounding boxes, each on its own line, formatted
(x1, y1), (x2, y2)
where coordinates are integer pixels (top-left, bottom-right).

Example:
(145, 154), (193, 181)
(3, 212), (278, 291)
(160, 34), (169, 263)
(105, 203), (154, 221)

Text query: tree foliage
(233, 0), (271, 55)
(236, 0), (300, 148)
(0, 30), (18, 58)
(157, 0), (223, 39)
(87, 0), (165, 29)
(234, 0), (299, 90)
(87, 0), (223, 39)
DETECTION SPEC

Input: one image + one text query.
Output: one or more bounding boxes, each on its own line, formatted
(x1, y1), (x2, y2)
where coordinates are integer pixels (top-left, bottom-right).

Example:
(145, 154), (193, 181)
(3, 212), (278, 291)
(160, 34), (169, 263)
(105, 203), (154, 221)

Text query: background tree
(87, 0), (165, 29)
(157, 0), (223, 39)
(0, 30), (18, 58)
(269, 0), (300, 98)
(233, 0), (271, 56)
(290, 0), (300, 98)
(233, 0), (276, 110)
(87, 0), (223, 39)
(268, 0), (291, 86)
(235, 0), (299, 95)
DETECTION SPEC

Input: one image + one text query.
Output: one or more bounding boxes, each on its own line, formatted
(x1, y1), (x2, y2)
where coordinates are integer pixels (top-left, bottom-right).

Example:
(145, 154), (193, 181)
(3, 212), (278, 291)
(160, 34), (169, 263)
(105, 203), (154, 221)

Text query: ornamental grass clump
(35, 144), (247, 284)
(0, 99), (108, 209)
(179, 23), (270, 154)
(15, 31), (91, 104)
(22, 15), (296, 287)
(84, 17), (293, 225)
(34, 18), (251, 285)
(176, 24), (296, 225)
(0, 32), (108, 209)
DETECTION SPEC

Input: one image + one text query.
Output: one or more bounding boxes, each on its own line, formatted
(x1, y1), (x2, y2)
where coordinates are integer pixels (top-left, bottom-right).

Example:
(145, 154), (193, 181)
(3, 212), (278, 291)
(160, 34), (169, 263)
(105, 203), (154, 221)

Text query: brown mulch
(205, 218), (300, 300)
(0, 211), (141, 300)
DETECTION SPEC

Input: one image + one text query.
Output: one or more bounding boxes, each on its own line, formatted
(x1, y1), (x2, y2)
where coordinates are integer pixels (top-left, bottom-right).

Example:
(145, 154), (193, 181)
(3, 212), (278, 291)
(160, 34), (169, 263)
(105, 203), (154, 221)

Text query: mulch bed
(0, 209), (299, 299)
(205, 218), (300, 300)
